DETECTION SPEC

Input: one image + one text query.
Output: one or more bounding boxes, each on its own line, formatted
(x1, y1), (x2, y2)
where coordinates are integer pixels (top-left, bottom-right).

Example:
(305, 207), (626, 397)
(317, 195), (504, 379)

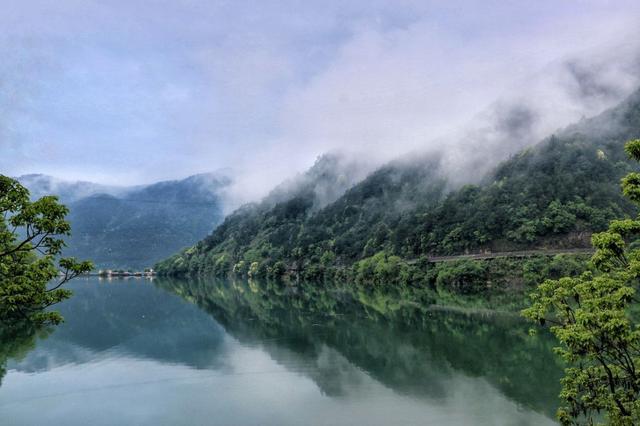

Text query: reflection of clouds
(7, 278), (230, 373)
(7, 341), (100, 373)
(0, 341), (554, 426)
(312, 345), (365, 397)
(3, 2), (640, 207)
(159, 276), (563, 418)
(2, 276), (559, 425)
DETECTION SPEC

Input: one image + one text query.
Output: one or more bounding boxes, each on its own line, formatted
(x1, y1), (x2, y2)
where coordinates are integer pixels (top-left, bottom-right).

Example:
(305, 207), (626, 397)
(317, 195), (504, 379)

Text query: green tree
(0, 176), (93, 325)
(523, 140), (640, 425)
(268, 261), (286, 278)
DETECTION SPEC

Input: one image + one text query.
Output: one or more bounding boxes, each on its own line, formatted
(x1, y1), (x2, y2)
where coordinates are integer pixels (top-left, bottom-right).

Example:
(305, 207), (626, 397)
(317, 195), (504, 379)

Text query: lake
(0, 277), (561, 425)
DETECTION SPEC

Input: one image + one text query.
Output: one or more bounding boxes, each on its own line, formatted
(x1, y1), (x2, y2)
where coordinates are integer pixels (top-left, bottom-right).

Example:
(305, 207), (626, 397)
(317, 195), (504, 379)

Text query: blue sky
(2, 1), (640, 201)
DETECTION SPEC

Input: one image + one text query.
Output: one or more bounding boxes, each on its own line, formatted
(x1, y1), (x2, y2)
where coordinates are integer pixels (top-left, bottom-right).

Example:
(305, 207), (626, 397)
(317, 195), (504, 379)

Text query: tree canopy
(0, 175), (92, 325)
(523, 139), (640, 425)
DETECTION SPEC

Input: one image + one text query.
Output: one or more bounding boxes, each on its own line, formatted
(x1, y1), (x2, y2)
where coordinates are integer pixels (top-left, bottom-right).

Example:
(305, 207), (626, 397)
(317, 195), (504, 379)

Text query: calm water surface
(0, 277), (561, 425)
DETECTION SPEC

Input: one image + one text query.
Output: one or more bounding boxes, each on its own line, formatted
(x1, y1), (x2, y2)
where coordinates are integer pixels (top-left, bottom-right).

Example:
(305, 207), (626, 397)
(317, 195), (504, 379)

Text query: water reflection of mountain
(1, 277), (563, 421)
(156, 277), (563, 418)
(3, 279), (228, 374)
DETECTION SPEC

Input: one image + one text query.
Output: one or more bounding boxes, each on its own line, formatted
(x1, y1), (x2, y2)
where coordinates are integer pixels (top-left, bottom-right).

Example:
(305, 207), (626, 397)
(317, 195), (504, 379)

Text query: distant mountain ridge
(16, 174), (128, 203)
(18, 173), (231, 270)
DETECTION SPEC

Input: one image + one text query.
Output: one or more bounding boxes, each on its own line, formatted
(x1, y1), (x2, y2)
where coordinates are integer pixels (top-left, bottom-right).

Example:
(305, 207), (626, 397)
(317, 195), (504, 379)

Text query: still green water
(0, 277), (561, 425)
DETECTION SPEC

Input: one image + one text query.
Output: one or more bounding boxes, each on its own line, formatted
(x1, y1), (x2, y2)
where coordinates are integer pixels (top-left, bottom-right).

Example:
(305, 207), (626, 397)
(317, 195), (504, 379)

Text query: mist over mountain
(16, 174), (128, 203)
(156, 87), (640, 278)
(19, 173), (231, 270)
(263, 153), (373, 211)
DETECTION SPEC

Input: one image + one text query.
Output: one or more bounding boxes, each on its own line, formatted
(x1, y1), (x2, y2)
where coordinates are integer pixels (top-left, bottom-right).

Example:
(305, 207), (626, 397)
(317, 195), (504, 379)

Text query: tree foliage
(523, 139), (640, 425)
(0, 175), (92, 324)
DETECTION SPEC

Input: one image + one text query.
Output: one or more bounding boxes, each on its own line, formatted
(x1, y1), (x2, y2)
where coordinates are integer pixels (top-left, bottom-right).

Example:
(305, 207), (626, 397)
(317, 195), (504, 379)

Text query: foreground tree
(523, 140), (640, 425)
(0, 175), (92, 324)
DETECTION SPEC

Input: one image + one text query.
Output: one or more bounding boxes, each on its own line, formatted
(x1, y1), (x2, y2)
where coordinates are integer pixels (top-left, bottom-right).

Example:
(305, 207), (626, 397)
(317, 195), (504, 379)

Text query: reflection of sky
(1, 339), (553, 426)
(7, 279), (229, 373)
(0, 279), (555, 425)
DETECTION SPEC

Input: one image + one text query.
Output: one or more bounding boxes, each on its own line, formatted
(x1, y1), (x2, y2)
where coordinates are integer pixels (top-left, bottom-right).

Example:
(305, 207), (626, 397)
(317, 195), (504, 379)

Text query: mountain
(156, 88), (640, 279)
(154, 153), (371, 275)
(19, 173), (230, 270)
(17, 174), (127, 203)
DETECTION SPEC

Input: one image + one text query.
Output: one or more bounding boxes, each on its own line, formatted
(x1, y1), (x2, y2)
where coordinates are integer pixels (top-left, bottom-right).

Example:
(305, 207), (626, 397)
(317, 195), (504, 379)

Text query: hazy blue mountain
(17, 174), (127, 203)
(19, 173), (231, 270)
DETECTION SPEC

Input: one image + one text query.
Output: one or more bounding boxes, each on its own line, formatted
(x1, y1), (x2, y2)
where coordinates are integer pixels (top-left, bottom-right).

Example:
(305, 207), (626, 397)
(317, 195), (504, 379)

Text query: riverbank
(220, 252), (592, 312)
(93, 269), (156, 278)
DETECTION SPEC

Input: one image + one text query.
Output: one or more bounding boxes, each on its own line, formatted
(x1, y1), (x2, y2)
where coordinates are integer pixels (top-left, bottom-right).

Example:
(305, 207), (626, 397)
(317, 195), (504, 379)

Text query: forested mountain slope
(156, 89), (640, 278)
(157, 155), (370, 275)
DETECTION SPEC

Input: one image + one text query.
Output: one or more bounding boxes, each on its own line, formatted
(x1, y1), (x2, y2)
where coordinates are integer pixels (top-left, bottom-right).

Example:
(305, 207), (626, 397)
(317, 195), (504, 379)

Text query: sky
(2, 1), (640, 203)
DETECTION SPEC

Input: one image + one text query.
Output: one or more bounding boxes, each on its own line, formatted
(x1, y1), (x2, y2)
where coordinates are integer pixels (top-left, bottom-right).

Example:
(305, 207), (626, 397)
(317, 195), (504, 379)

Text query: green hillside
(156, 89), (640, 282)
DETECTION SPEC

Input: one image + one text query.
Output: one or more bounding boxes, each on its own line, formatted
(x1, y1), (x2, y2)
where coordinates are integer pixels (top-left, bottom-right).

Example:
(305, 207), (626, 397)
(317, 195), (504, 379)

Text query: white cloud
(224, 4), (640, 204)
(2, 1), (640, 206)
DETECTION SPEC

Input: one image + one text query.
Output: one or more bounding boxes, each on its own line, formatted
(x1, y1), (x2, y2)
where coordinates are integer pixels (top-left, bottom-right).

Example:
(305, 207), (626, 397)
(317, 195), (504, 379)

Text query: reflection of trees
(156, 277), (563, 418)
(0, 322), (50, 386)
(1, 277), (564, 419)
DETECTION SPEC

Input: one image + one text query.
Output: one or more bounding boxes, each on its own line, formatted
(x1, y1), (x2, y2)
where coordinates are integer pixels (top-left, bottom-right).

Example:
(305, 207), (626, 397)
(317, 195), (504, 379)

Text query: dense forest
(156, 89), (640, 286)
